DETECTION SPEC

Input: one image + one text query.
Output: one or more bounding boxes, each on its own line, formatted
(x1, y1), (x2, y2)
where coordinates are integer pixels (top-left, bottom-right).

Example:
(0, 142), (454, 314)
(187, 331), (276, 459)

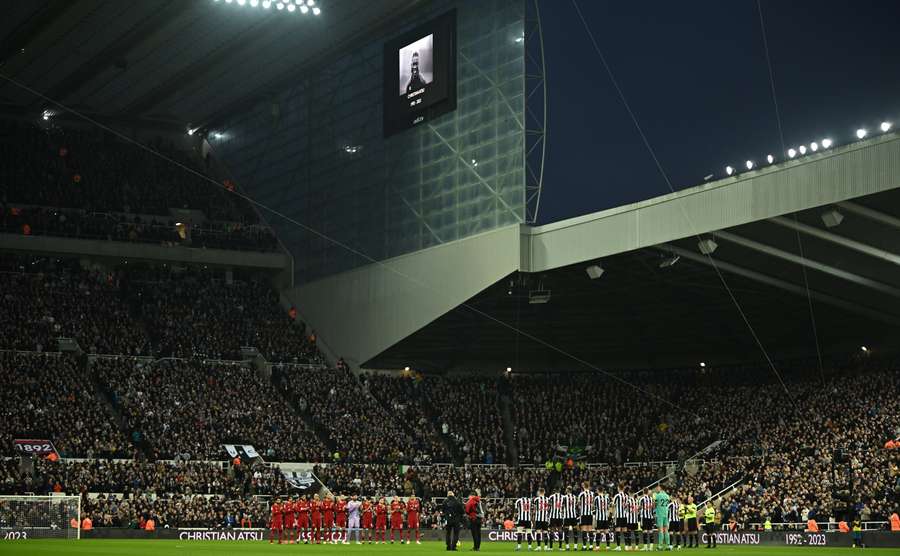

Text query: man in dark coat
(442, 490), (464, 551)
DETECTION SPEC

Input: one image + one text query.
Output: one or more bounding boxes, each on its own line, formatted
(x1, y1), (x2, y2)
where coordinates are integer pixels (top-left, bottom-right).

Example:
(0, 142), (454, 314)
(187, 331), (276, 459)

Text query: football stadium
(0, 0), (899, 554)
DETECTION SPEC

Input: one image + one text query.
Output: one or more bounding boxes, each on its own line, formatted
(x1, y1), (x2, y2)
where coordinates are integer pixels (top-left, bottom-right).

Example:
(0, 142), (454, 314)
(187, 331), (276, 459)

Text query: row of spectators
(0, 205), (278, 251)
(0, 120), (254, 222)
(0, 257), (315, 363)
(0, 351), (130, 459)
(276, 366), (445, 465)
(81, 493), (268, 529)
(0, 458), (288, 498)
(95, 357), (329, 463)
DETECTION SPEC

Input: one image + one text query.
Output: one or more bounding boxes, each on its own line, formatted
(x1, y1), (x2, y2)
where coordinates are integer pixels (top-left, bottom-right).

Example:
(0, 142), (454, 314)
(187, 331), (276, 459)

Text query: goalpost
(0, 495), (81, 540)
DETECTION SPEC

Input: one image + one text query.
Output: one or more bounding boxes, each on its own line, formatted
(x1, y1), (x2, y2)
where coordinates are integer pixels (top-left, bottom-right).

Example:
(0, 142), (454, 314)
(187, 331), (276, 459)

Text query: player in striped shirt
(624, 493), (639, 551)
(593, 488), (612, 550)
(668, 496), (682, 550)
(562, 486), (578, 550)
(576, 481), (595, 550)
(612, 484), (628, 551)
(515, 494), (533, 551)
(533, 488), (552, 551)
(549, 490), (565, 550)
(638, 488), (655, 550)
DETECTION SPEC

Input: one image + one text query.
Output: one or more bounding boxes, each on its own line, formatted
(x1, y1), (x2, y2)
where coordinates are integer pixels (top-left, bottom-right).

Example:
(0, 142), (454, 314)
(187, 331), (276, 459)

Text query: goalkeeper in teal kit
(654, 485), (672, 550)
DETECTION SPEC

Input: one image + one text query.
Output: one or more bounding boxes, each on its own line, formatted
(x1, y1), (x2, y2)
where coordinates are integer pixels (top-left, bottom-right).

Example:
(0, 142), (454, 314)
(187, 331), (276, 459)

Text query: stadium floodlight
(787, 148), (797, 158)
(821, 138), (832, 149)
(404, 366), (410, 371)
(506, 367), (512, 373)
(860, 346), (869, 353)
(745, 160), (754, 170)
(307, 0), (315, 5)
(766, 154), (774, 164)
(798, 145), (807, 155)
(300, 4), (308, 12)
(881, 121), (893, 133)
(237, 0), (245, 5)
(41, 110), (52, 121)
(697, 238), (718, 255)
(286, 3), (295, 11)
(856, 128), (867, 139)
(225, 0), (232, 3)
(312, 6), (320, 14)
(725, 165), (734, 176)
(250, 0), (258, 6)
(276, 2), (284, 9)
(700, 362), (706, 368)
(810, 141), (818, 152)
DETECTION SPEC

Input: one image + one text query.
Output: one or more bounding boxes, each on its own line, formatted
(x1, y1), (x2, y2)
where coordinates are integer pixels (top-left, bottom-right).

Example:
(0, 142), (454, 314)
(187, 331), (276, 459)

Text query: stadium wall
(211, 0), (526, 286)
(284, 224), (520, 369)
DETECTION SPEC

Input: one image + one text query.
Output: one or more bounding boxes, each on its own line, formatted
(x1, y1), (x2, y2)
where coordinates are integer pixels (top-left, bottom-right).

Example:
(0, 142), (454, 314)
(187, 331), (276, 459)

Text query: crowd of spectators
(0, 458), (288, 498)
(94, 357), (329, 462)
(82, 493), (268, 529)
(128, 266), (318, 363)
(0, 258), (150, 355)
(0, 120), (254, 222)
(278, 366), (441, 464)
(425, 376), (507, 465)
(0, 205), (278, 251)
(0, 351), (131, 459)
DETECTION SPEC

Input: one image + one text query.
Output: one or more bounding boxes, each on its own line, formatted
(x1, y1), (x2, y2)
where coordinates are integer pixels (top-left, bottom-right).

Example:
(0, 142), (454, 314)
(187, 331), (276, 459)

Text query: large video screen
(384, 10), (456, 137)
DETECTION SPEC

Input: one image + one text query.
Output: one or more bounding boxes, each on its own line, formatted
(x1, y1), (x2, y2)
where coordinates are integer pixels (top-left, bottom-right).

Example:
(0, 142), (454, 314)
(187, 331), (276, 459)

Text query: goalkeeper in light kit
(654, 485), (671, 551)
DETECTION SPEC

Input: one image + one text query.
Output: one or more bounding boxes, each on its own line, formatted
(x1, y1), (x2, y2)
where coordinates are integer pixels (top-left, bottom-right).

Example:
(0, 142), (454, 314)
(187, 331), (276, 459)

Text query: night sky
(537, 0), (900, 224)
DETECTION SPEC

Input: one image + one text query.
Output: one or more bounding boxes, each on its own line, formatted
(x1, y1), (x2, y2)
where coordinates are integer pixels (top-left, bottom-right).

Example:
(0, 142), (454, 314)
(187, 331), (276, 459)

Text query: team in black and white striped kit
(515, 482), (683, 552)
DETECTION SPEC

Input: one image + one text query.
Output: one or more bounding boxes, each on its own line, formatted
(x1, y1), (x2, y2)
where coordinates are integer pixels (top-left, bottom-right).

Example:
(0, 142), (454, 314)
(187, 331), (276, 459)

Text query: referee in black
(442, 490), (464, 551)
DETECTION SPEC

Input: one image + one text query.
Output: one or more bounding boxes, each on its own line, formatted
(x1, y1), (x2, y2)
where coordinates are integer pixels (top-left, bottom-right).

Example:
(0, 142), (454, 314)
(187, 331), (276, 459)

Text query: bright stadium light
(404, 366), (410, 371)
(725, 165), (734, 176)
(860, 346), (869, 353)
(236, 0), (245, 5)
(881, 121), (893, 133)
(700, 362), (706, 368)
(250, 0), (258, 6)
(276, 2), (284, 9)
(286, 3), (295, 11)
(810, 141), (818, 152)
(821, 138), (832, 149)
(262, 0), (271, 7)
(307, 0), (315, 5)
(856, 128), (867, 139)
(300, 4), (308, 12)
(506, 367), (512, 373)
(798, 145), (807, 155)
(225, 0), (233, 3)
(787, 148), (797, 158)
(312, 6), (320, 14)
(766, 154), (774, 164)
(745, 160), (754, 170)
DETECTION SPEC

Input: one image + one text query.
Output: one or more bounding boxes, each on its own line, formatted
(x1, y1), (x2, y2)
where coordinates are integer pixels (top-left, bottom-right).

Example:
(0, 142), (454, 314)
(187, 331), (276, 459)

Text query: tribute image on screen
(383, 10), (456, 138)
(398, 34), (434, 97)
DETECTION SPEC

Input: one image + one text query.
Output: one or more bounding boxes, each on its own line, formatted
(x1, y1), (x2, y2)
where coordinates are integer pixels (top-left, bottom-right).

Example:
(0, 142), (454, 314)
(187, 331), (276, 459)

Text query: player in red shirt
(310, 494), (322, 544)
(361, 497), (374, 544)
(283, 497), (296, 544)
(406, 494), (422, 544)
(269, 498), (284, 544)
(375, 497), (388, 544)
(297, 495), (310, 544)
(322, 495), (335, 543)
(335, 495), (349, 544)
(389, 496), (404, 544)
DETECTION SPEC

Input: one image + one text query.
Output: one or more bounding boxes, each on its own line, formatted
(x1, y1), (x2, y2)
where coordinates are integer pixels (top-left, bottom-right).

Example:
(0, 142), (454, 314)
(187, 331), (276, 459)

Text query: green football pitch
(0, 541), (897, 556)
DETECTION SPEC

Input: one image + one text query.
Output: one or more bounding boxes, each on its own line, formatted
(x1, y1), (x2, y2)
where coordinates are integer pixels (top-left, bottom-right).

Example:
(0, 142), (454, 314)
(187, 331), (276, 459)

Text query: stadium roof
(0, 0), (416, 129)
(360, 134), (900, 372)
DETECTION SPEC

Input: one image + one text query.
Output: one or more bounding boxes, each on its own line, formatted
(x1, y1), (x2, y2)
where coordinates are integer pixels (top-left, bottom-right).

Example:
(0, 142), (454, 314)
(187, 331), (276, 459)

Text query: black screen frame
(383, 10), (457, 138)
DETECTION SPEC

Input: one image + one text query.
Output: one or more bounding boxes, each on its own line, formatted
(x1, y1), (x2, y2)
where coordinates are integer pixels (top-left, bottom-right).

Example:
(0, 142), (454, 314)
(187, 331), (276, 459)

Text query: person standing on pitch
(443, 490), (464, 551)
(346, 494), (362, 544)
(465, 488), (484, 551)
(654, 484), (671, 551)
(703, 504), (717, 549)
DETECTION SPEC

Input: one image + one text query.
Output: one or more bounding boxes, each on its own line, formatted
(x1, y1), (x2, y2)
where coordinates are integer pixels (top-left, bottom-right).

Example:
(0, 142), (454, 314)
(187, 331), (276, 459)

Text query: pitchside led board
(383, 10), (457, 137)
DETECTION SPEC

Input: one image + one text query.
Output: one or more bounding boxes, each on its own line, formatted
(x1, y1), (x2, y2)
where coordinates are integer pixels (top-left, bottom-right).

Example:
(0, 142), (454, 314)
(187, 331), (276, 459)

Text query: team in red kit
(269, 492), (423, 545)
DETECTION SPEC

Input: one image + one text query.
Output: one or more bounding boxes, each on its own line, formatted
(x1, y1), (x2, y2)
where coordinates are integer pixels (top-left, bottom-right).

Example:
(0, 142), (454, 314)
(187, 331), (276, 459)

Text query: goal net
(0, 495), (80, 540)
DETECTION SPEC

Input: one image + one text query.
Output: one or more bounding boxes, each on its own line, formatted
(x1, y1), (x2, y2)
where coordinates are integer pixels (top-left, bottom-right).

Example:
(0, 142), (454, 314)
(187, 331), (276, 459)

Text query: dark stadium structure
(369, 187), (900, 372)
(1, 0), (899, 549)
